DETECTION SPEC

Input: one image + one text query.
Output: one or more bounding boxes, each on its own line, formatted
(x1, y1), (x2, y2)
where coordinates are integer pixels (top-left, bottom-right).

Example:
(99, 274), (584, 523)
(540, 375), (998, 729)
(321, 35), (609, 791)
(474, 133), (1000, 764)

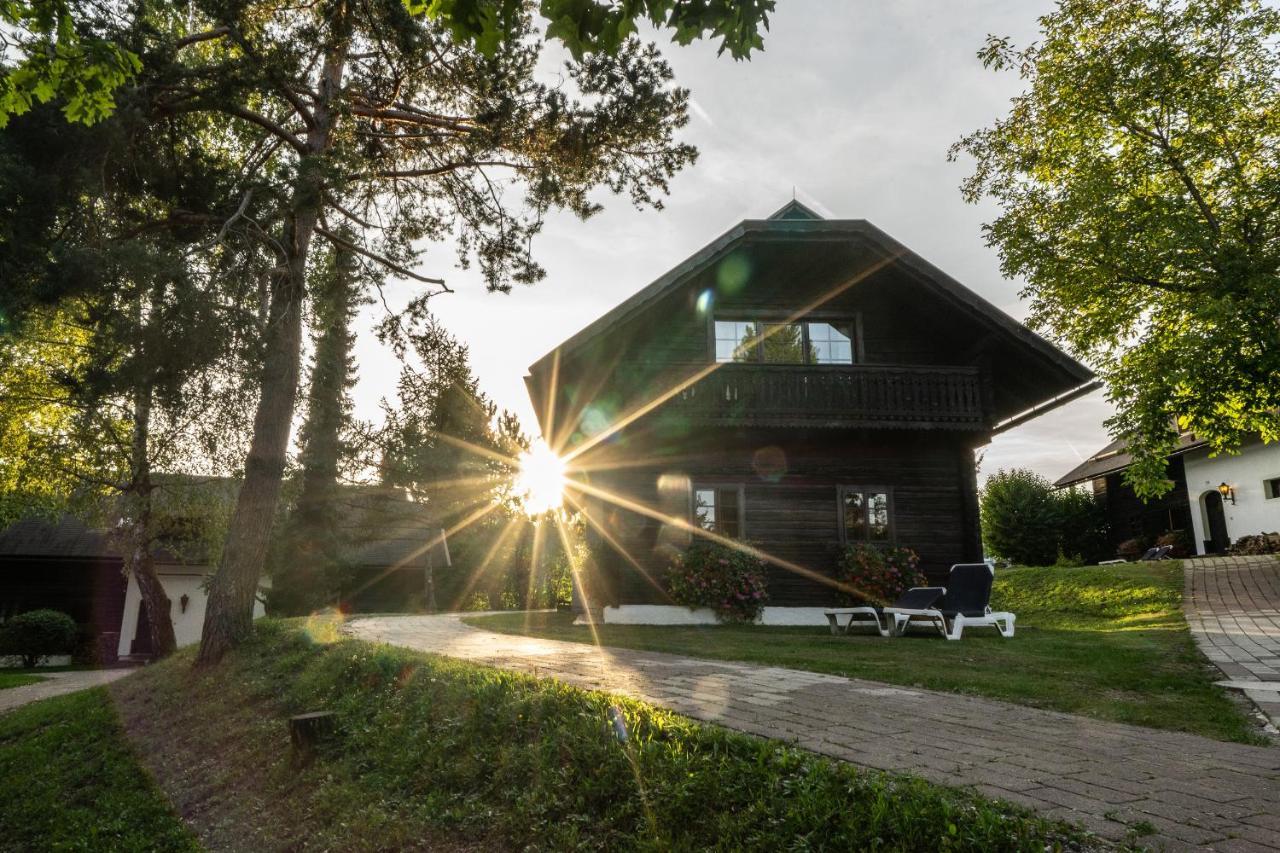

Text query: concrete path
(0, 668), (133, 714)
(1185, 556), (1280, 730)
(349, 613), (1280, 851)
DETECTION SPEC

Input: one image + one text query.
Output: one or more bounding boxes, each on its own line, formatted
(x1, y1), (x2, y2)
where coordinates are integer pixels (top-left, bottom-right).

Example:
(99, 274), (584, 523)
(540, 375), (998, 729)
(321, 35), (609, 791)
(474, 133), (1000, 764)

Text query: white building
(1182, 441), (1280, 555)
(1057, 437), (1280, 556)
(116, 564), (267, 658)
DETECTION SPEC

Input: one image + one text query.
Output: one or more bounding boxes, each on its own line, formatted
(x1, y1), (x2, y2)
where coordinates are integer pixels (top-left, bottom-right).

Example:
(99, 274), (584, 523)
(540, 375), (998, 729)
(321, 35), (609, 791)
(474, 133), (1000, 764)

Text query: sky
(348, 0), (1115, 485)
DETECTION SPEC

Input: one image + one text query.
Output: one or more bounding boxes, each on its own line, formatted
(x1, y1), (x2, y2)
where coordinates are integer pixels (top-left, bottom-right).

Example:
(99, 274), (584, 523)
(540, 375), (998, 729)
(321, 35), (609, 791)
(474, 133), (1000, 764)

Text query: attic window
(713, 318), (856, 364)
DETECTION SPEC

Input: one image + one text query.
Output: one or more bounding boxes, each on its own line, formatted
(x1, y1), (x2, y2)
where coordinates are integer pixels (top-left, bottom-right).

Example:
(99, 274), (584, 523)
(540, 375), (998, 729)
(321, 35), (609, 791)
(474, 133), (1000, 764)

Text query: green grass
(0, 688), (198, 852)
(0, 672), (45, 690)
(468, 562), (1264, 744)
(97, 620), (1106, 851)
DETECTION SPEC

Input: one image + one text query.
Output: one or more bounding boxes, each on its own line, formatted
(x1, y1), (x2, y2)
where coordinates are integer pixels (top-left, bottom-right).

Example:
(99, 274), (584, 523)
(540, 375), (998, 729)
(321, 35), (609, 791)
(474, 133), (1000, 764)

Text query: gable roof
(0, 486), (445, 569)
(1055, 434), (1209, 488)
(527, 208), (1094, 392)
(0, 515), (114, 560)
(765, 199), (823, 220)
(0, 515), (190, 563)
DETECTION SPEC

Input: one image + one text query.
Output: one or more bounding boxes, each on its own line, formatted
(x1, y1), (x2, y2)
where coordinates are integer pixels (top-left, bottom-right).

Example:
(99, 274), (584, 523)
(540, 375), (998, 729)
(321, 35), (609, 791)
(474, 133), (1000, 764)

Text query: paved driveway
(0, 668), (133, 714)
(1185, 556), (1280, 729)
(349, 613), (1280, 851)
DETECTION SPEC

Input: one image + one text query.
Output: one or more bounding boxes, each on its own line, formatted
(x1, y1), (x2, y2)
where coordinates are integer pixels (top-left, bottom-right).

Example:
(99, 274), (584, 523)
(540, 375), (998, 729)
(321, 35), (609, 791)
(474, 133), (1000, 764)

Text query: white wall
(1183, 442), (1280, 554)
(117, 569), (268, 657)
(601, 605), (835, 627)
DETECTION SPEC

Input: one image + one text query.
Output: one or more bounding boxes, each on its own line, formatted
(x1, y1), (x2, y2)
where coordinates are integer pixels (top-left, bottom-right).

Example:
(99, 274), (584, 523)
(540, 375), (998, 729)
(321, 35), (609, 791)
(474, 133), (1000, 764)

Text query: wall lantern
(179, 593), (190, 614)
(1218, 482), (1236, 505)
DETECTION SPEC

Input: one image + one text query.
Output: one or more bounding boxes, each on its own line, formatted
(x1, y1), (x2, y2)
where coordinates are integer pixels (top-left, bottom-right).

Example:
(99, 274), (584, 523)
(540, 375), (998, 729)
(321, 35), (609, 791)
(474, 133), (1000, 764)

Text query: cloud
(349, 0), (1109, 480)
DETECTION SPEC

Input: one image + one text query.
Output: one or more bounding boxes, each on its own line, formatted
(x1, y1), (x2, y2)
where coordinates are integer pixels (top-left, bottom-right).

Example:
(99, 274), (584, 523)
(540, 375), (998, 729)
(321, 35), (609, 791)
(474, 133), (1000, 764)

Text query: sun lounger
(882, 563), (1015, 640)
(825, 586), (945, 637)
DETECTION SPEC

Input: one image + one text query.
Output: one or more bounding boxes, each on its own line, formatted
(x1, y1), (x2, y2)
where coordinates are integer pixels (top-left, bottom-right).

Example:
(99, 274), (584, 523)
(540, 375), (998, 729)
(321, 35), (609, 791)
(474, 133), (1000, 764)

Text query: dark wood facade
(1055, 439), (1200, 553)
(527, 202), (1095, 609)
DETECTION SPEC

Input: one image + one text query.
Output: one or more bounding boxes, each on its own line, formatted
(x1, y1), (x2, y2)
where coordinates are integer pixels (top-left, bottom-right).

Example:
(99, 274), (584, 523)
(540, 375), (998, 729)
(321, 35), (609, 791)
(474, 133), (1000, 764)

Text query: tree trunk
(126, 376), (178, 658)
(196, 28), (350, 666)
(195, 216), (313, 665)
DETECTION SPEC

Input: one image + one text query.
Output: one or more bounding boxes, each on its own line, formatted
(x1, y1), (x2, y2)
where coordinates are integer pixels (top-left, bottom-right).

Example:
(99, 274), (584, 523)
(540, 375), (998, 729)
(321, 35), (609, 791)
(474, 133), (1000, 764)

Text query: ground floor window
(692, 484), (744, 538)
(839, 486), (892, 543)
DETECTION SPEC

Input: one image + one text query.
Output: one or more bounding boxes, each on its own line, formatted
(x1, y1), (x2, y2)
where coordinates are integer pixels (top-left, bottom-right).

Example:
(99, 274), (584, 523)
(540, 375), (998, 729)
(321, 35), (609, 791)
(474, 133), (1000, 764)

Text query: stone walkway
(1185, 556), (1280, 729)
(349, 613), (1280, 851)
(0, 668), (133, 714)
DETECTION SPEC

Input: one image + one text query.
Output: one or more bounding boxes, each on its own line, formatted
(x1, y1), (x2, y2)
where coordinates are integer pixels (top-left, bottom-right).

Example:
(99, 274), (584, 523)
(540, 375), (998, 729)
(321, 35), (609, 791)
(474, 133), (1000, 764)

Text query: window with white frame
(713, 320), (758, 363)
(713, 317), (855, 364)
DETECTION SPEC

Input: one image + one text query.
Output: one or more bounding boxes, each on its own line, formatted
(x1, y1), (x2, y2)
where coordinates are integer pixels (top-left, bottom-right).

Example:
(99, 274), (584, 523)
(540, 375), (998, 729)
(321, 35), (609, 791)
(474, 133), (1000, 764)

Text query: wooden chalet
(526, 202), (1096, 621)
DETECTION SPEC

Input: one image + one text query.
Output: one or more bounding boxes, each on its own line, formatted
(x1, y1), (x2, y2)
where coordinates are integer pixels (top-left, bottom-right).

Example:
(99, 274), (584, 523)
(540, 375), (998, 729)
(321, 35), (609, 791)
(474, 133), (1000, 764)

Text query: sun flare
(514, 439), (567, 515)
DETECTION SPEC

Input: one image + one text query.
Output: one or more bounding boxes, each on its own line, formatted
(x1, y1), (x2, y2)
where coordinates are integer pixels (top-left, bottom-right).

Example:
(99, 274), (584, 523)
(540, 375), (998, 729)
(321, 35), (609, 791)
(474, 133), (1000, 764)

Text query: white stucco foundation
(1183, 442), (1280, 554)
(117, 567), (268, 657)
(599, 605), (833, 626)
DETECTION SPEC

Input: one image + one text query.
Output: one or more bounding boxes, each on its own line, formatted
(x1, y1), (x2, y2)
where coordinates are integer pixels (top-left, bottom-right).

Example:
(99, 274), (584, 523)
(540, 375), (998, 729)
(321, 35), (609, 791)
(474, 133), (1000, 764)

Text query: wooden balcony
(667, 363), (990, 430)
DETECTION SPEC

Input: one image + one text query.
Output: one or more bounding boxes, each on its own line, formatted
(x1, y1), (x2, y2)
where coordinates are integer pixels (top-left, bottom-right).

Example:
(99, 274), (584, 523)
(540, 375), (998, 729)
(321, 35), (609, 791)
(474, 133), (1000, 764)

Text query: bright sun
(514, 439), (567, 515)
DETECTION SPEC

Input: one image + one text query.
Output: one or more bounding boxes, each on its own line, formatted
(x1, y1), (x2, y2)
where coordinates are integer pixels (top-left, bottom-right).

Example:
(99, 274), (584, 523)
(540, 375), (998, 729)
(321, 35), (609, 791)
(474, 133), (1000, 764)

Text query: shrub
(0, 610), (78, 669)
(981, 469), (1110, 565)
(1156, 529), (1193, 558)
(1052, 548), (1084, 568)
(1116, 537), (1147, 561)
(1054, 486), (1110, 563)
(666, 542), (768, 623)
(835, 544), (925, 607)
(462, 592), (491, 612)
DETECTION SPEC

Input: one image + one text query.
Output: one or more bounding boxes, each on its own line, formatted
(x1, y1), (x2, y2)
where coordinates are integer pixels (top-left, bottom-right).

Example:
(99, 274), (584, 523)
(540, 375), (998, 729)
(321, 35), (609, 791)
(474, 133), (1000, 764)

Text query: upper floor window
(693, 484), (743, 538)
(807, 322), (855, 364)
(713, 318), (856, 365)
(713, 320), (758, 363)
(840, 486), (891, 542)
(1265, 477), (1280, 500)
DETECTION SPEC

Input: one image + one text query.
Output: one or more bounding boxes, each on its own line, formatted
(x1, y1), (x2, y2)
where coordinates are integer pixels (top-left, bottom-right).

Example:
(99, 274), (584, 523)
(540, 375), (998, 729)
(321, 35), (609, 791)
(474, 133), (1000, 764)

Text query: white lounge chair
(881, 563), (1015, 640)
(825, 586), (946, 637)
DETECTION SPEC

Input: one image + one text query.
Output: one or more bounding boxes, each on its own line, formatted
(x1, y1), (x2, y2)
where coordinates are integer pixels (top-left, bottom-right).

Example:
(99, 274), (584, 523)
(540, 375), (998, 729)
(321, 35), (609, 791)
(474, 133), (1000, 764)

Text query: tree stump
(289, 711), (336, 759)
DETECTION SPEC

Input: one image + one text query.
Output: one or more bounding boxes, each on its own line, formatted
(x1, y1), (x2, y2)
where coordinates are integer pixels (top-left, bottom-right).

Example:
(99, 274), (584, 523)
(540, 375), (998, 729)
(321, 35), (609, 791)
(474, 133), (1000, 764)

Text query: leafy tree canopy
(952, 0), (1280, 497)
(0, 0), (770, 128)
(980, 469), (1109, 566)
(0, 0), (141, 127)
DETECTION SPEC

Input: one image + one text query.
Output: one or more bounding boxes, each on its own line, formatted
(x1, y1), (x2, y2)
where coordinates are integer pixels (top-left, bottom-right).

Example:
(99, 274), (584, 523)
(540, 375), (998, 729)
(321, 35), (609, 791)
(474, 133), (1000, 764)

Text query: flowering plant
(666, 542), (769, 623)
(836, 543), (925, 607)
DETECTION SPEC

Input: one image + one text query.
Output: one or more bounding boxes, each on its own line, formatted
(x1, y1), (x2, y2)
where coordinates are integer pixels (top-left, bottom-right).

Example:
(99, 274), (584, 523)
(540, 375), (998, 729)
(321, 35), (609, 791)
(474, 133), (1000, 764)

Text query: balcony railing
(666, 363), (989, 429)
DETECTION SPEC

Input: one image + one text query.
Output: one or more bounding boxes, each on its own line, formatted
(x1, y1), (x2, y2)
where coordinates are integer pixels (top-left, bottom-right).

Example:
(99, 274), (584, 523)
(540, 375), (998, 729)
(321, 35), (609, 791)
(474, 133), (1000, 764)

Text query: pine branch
(314, 226), (450, 288)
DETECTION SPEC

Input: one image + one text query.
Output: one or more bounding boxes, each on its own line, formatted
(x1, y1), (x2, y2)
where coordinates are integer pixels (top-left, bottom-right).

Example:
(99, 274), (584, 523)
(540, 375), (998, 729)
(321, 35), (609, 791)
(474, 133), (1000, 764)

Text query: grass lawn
(0, 688), (198, 852)
(0, 672), (45, 690)
(77, 620), (1106, 851)
(468, 562), (1264, 744)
